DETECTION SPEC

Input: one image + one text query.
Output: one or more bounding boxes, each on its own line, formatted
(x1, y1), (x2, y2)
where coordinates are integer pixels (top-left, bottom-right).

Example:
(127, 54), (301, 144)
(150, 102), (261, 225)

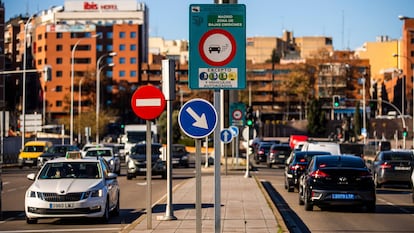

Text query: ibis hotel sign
(189, 4), (246, 90)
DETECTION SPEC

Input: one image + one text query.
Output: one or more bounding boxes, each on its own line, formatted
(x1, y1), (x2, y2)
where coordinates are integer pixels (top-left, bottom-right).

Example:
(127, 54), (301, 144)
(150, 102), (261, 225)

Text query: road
(253, 163), (414, 233)
(1, 161), (413, 232)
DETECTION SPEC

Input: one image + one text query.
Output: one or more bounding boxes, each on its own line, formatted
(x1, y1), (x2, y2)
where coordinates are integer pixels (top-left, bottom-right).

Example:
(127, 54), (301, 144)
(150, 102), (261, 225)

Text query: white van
(301, 141), (341, 155)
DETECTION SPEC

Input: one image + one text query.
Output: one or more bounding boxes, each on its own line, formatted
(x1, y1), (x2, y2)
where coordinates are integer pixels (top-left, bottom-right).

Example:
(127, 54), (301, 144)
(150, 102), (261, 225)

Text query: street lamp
(96, 52), (116, 143)
(393, 53), (414, 148)
(78, 78), (84, 145)
(70, 33), (100, 145)
(21, 15), (36, 149)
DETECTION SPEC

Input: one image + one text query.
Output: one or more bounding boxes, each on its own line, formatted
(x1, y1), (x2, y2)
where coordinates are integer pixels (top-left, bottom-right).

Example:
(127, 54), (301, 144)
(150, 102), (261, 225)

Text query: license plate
(395, 166), (410, 170)
(332, 193), (354, 199)
(50, 203), (75, 209)
(278, 155), (285, 158)
(139, 168), (147, 172)
(26, 160), (34, 164)
(172, 160), (179, 164)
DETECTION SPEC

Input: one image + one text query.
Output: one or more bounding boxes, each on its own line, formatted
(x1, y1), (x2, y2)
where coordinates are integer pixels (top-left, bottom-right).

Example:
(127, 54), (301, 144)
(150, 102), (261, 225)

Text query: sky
(4, 0), (414, 50)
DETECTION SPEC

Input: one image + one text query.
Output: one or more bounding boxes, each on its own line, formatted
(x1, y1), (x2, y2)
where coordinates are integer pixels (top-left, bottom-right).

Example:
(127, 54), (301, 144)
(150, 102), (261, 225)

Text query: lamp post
(78, 78), (84, 145)
(70, 34), (100, 145)
(393, 53), (414, 148)
(96, 52), (116, 143)
(21, 15), (35, 149)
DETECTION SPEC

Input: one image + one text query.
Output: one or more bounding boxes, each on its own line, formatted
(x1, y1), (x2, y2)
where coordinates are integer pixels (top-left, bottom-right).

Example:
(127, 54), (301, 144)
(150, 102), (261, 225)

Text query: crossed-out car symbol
(208, 45), (221, 53)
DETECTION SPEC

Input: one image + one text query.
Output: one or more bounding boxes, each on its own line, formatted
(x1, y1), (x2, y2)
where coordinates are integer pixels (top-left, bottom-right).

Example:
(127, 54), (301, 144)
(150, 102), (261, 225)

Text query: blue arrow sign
(220, 129), (233, 144)
(178, 98), (218, 139)
(229, 125), (239, 137)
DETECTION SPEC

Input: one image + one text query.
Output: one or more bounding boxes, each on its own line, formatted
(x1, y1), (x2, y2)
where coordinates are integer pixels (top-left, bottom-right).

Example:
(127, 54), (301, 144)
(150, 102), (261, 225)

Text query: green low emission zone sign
(189, 4), (246, 90)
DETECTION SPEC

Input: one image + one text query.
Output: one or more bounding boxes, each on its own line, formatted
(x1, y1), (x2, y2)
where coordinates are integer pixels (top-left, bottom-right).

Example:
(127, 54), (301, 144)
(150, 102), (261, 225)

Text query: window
(56, 45), (63, 51)
(130, 32), (136, 38)
(106, 70), (113, 78)
(56, 58), (63, 64)
(37, 34), (42, 40)
(130, 57), (137, 64)
(119, 32), (126, 38)
(107, 32), (113, 39)
(119, 44), (126, 51)
(56, 71), (62, 77)
(55, 86), (63, 92)
(106, 45), (113, 51)
(130, 44), (137, 51)
(130, 70), (137, 77)
(119, 70), (125, 77)
(37, 47), (42, 53)
(56, 33), (63, 39)
(119, 57), (126, 64)
(97, 44), (103, 52)
(37, 60), (42, 65)
(56, 101), (62, 107)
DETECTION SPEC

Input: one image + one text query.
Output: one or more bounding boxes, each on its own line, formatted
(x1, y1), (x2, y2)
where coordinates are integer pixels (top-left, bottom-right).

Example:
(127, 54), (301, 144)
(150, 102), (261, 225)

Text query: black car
(126, 143), (166, 179)
(284, 150), (331, 192)
(171, 144), (190, 168)
(372, 150), (414, 188)
(267, 144), (292, 168)
(37, 144), (80, 168)
(254, 142), (274, 163)
(299, 155), (376, 212)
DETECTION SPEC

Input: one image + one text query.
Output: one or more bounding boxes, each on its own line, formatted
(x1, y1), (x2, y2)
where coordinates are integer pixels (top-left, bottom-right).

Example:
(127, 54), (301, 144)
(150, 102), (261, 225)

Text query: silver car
(25, 153), (120, 224)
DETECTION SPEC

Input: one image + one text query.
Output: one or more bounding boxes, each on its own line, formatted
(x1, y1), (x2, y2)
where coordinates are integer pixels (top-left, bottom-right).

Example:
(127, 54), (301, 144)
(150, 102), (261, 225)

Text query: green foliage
(307, 98), (326, 136)
(353, 101), (361, 138)
(158, 110), (182, 144)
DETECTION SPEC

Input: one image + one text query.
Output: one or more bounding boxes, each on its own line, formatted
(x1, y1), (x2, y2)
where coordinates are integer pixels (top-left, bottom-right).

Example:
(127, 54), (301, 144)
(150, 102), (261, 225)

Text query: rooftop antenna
(341, 10), (344, 50)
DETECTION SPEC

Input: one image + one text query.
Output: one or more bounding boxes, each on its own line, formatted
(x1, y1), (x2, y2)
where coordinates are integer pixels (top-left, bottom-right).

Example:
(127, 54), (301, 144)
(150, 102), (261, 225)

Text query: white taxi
(24, 151), (120, 224)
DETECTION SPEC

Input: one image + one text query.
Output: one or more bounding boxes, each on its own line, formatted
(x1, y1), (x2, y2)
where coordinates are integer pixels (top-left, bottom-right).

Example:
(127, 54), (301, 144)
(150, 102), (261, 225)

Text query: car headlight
(86, 189), (103, 198)
(110, 159), (114, 165)
(128, 159), (135, 169)
(182, 155), (189, 160)
(27, 190), (37, 198)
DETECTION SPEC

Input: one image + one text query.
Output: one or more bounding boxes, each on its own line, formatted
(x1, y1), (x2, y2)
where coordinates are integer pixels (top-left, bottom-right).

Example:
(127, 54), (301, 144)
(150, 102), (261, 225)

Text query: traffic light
(403, 128), (408, 137)
(332, 95), (340, 108)
(245, 106), (254, 127)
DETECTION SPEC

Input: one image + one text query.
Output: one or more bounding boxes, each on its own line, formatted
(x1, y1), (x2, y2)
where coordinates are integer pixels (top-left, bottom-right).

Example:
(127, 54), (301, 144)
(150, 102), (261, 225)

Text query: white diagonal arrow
(186, 107), (208, 129)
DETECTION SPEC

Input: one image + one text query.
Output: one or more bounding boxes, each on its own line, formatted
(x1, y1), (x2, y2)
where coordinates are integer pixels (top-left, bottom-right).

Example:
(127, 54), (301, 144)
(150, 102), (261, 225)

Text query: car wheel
(298, 191), (304, 205)
(26, 217), (37, 224)
(100, 198), (110, 223)
(161, 172), (167, 179)
(111, 192), (120, 216)
(284, 178), (288, 190)
(374, 173), (382, 188)
(267, 163), (272, 168)
(365, 201), (376, 213)
(287, 185), (294, 193)
(304, 189), (313, 211)
(126, 173), (133, 180)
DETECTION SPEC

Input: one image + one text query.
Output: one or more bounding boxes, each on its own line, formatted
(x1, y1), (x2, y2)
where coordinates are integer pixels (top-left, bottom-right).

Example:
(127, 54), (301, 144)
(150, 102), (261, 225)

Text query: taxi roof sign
(66, 151), (82, 159)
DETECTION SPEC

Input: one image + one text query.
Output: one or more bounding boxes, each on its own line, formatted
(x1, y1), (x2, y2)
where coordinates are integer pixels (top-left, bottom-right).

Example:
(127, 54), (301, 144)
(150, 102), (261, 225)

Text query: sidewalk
(122, 168), (285, 233)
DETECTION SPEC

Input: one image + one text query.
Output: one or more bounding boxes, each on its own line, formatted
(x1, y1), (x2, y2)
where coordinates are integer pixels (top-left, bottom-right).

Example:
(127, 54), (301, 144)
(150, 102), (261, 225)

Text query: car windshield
(131, 145), (162, 155)
(382, 152), (413, 161)
(23, 145), (45, 152)
(316, 157), (366, 168)
(38, 162), (101, 179)
(85, 150), (112, 158)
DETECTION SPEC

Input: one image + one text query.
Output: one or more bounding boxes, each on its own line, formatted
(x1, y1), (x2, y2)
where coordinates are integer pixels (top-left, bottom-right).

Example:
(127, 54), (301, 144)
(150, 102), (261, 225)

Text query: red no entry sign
(131, 85), (166, 120)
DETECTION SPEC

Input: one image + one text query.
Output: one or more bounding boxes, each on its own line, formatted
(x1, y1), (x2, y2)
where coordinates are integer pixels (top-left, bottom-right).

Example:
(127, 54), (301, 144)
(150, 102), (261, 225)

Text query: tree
(280, 64), (316, 119)
(307, 99), (326, 136)
(353, 101), (362, 141)
(158, 110), (183, 144)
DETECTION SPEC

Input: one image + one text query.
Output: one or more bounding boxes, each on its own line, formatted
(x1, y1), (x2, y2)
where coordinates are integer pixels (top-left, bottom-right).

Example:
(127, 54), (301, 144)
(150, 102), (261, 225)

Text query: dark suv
(267, 144), (292, 168)
(126, 143), (166, 179)
(254, 142), (274, 163)
(172, 144), (190, 168)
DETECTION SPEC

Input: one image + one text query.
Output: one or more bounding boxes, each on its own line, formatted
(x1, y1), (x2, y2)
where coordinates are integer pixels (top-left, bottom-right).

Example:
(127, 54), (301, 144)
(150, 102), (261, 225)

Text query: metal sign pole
(214, 90), (221, 233)
(195, 139), (202, 233)
(146, 120), (152, 229)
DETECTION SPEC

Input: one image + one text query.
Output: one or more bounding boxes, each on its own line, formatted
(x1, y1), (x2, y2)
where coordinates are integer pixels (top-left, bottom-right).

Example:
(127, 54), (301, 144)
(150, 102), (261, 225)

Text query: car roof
(312, 155), (365, 166)
(86, 147), (113, 151)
